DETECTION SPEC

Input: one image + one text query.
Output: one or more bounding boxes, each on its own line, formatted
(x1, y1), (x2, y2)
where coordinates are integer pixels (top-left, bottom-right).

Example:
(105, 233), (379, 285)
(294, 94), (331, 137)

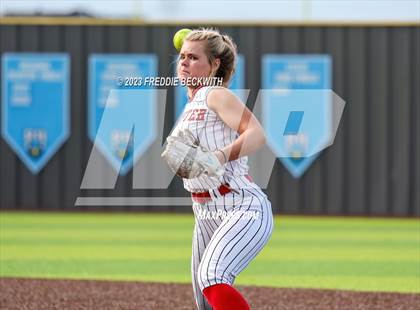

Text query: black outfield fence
(0, 19), (419, 216)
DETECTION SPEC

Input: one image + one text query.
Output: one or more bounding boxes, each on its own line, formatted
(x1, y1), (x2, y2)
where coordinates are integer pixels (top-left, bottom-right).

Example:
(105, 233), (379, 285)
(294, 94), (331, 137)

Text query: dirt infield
(0, 278), (418, 310)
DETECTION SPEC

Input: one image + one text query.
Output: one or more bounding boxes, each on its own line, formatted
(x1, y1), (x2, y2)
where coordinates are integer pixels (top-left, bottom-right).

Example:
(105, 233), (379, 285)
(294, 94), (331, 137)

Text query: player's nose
(180, 57), (189, 67)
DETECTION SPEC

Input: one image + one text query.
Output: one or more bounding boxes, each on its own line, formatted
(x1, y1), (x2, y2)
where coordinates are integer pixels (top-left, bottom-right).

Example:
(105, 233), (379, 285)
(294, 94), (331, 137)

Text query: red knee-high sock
(203, 283), (250, 310)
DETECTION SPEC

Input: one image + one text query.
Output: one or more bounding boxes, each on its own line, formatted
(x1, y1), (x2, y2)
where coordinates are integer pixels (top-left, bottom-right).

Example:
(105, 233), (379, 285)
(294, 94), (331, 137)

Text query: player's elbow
(259, 129), (267, 147)
(261, 131), (267, 146)
(254, 127), (267, 149)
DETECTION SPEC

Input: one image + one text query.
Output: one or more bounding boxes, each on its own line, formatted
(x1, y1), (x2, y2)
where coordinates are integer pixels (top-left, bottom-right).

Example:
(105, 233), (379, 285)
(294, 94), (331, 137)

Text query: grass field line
(1, 212), (419, 293)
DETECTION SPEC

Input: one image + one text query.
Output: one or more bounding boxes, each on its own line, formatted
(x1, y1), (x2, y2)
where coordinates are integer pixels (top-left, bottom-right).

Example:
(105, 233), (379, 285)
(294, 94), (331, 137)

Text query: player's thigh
(198, 193), (272, 288)
(229, 194), (273, 277)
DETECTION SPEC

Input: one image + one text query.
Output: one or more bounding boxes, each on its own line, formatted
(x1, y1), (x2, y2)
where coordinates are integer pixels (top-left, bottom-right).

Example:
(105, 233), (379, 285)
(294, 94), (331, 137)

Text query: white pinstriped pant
(190, 181), (274, 310)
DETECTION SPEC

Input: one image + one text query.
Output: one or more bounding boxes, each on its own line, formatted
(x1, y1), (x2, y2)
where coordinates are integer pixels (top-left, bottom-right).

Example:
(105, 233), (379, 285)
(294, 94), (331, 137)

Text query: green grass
(0, 212), (419, 293)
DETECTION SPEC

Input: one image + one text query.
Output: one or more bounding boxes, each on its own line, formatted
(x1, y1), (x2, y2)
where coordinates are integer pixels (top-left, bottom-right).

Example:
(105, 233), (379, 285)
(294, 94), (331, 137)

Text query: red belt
(191, 175), (252, 204)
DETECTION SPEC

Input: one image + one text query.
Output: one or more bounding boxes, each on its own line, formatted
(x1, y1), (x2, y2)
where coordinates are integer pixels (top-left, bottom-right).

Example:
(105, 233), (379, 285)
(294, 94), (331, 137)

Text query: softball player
(166, 28), (273, 310)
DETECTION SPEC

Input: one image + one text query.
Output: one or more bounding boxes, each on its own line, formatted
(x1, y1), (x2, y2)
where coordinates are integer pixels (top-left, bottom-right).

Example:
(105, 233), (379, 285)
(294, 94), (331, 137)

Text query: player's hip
(192, 183), (272, 217)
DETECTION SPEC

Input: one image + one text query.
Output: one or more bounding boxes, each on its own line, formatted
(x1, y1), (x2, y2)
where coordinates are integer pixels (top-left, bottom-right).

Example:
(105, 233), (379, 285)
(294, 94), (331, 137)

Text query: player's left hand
(161, 129), (225, 179)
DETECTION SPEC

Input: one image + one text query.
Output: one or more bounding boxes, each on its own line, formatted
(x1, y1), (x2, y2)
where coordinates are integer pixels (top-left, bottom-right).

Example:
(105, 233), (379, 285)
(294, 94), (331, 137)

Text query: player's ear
(211, 58), (221, 76)
(214, 58), (221, 70)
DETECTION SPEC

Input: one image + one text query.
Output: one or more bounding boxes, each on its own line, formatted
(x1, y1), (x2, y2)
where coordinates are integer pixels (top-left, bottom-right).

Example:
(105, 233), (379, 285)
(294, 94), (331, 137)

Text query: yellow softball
(173, 28), (192, 52)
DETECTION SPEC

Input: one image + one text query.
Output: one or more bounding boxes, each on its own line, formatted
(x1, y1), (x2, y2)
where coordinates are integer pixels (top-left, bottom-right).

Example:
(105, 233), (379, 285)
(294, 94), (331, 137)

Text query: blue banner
(1, 53), (70, 174)
(262, 55), (331, 178)
(175, 54), (245, 119)
(88, 54), (158, 175)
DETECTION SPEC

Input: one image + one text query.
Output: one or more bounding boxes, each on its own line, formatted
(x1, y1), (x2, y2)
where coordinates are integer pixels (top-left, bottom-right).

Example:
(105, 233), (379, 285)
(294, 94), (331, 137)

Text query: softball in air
(173, 28), (192, 52)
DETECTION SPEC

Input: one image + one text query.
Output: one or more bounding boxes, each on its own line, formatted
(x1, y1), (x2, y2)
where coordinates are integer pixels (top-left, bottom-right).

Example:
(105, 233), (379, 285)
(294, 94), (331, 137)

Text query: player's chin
(178, 72), (189, 80)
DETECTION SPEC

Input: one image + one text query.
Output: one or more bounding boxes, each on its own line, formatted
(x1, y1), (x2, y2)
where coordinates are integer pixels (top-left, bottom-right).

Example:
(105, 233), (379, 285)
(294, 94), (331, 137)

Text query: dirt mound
(0, 278), (418, 310)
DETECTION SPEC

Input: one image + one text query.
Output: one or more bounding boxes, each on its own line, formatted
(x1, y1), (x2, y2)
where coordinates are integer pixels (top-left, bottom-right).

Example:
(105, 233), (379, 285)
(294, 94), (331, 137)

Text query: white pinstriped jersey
(172, 86), (249, 192)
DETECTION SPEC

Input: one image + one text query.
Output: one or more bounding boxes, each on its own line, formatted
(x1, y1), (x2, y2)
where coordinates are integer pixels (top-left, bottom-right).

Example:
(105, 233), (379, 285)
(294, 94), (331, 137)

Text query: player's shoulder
(206, 86), (240, 112)
(205, 85), (233, 98)
(190, 86), (232, 108)
(193, 86), (229, 100)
